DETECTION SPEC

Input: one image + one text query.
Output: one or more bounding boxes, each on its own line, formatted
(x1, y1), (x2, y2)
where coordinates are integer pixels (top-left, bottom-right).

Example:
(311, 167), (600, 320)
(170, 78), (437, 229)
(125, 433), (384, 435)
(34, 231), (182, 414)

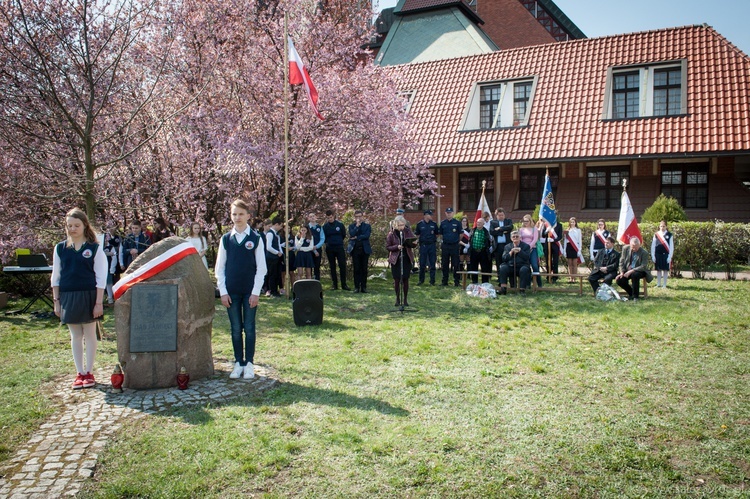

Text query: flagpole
(284, 14), (291, 300)
(545, 168), (551, 277)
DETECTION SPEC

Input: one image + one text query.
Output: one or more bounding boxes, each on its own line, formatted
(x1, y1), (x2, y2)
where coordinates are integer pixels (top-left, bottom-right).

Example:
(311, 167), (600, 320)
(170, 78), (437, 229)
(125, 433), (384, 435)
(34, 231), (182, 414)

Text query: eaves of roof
(537, 0), (586, 39)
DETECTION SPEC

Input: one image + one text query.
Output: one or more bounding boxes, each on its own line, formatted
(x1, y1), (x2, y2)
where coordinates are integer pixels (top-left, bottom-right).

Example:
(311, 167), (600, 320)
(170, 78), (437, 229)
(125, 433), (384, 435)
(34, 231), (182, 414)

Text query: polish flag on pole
(473, 192), (491, 228)
(617, 190), (642, 244)
(288, 36), (324, 120)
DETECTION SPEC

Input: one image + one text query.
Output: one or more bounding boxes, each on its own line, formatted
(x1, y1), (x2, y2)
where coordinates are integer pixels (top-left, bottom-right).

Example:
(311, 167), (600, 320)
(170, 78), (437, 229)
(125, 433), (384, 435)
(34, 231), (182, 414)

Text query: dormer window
(604, 60), (687, 120)
(462, 77), (538, 130)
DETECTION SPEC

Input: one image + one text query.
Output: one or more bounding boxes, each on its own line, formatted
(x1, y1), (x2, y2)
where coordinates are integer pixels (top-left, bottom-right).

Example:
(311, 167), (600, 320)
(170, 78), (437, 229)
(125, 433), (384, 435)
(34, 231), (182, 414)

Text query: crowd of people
(51, 202), (676, 386)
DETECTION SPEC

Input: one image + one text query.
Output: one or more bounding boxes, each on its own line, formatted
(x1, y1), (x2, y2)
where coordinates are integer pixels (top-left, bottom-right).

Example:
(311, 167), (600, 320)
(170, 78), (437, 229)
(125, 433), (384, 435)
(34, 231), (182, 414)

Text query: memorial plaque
(129, 284), (178, 352)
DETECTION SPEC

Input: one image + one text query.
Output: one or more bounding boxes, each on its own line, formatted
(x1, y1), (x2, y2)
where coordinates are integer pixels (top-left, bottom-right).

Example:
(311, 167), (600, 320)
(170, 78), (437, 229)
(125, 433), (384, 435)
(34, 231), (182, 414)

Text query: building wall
(412, 156), (750, 224)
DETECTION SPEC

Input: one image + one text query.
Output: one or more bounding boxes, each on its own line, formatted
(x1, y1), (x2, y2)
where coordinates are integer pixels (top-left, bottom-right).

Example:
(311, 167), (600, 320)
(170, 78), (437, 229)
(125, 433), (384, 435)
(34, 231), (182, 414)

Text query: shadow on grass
(104, 379), (409, 426)
(248, 381), (410, 416)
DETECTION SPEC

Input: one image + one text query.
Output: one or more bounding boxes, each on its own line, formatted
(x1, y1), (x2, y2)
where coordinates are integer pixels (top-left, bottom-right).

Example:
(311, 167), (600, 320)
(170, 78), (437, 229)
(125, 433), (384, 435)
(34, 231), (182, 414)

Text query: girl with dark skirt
(386, 216), (416, 307)
(51, 208), (108, 390)
(651, 220), (675, 288)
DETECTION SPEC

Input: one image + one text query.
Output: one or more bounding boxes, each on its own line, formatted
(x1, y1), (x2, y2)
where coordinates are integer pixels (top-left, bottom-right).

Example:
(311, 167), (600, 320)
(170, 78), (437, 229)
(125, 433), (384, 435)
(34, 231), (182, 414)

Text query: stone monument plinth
(115, 236), (215, 389)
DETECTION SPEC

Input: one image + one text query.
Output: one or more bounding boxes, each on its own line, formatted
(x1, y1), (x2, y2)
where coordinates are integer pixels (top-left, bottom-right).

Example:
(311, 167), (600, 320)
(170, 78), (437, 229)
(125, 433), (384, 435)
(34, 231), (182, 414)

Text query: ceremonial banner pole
(283, 14), (291, 300)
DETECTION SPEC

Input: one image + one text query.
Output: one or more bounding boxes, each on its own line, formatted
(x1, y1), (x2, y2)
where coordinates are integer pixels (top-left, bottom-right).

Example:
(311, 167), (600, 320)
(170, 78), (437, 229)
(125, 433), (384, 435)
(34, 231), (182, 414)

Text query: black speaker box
(292, 279), (323, 326)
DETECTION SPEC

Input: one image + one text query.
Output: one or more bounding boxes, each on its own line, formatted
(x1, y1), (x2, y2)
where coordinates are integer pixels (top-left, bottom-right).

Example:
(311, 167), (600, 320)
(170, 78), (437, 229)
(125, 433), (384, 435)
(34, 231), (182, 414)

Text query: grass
(2, 275), (750, 497)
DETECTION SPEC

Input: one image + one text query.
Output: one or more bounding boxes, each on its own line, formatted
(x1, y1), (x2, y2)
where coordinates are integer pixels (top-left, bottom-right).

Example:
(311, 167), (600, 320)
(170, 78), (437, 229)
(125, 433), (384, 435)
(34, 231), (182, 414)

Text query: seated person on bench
(616, 236), (653, 300)
(498, 231), (531, 294)
(588, 235), (620, 293)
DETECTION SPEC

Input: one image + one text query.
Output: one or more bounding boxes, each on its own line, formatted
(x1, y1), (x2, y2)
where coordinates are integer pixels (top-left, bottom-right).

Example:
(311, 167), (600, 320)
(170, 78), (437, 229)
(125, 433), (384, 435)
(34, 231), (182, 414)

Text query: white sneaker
(229, 362), (244, 379)
(243, 363), (255, 379)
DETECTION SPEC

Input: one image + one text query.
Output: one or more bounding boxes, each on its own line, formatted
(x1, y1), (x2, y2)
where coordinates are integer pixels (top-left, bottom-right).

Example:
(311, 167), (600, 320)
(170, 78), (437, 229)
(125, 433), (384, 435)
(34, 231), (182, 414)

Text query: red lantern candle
(110, 364), (124, 393)
(176, 367), (189, 390)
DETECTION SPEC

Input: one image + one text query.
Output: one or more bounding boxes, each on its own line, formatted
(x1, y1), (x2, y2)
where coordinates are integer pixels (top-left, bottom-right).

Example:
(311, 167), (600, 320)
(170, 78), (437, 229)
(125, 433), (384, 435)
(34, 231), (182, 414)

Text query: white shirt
(51, 241), (108, 290)
(214, 226), (267, 297)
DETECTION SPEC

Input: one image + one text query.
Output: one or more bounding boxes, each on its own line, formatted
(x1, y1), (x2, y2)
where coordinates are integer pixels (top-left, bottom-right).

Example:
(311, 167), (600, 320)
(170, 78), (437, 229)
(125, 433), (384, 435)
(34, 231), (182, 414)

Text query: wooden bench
(531, 273), (588, 296)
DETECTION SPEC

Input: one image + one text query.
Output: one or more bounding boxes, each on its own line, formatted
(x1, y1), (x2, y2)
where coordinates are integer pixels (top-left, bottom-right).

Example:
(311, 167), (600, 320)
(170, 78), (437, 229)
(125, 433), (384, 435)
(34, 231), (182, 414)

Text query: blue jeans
(530, 250), (542, 287)
(226, 293), (257, 365)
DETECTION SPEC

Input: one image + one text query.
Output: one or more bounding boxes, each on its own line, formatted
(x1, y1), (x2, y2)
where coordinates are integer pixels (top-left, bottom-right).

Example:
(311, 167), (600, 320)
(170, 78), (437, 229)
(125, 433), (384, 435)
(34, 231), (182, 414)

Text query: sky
(373, 0), (750, 55)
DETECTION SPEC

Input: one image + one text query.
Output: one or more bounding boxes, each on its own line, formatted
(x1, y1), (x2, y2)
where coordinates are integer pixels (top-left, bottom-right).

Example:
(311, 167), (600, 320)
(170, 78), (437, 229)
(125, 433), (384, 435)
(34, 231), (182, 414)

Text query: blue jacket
(348, 222), (372, 255)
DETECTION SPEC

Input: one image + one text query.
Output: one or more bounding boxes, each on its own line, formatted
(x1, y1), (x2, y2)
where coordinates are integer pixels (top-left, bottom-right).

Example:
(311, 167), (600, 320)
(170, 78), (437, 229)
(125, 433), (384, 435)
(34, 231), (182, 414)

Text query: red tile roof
(395, 25), (750, 165)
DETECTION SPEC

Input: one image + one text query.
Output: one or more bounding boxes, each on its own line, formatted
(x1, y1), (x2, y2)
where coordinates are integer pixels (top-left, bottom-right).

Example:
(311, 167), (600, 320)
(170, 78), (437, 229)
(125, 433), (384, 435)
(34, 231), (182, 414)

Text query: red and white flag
(617, 190), (642, 245)
(473, 192), (491, 228)
(288, 36), (323, 120)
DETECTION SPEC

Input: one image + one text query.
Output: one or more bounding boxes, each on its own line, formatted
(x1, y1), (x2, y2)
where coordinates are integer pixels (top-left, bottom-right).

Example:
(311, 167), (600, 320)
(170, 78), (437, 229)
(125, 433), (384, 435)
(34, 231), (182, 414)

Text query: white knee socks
(70, 323), (98, 374)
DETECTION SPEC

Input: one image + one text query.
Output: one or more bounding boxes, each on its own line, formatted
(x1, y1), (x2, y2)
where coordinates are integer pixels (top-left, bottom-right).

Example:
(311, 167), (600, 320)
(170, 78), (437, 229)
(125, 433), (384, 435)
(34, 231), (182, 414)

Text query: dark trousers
(326, 246), (347, 288)
(616, 271), (648, 298)
(266, 256), (281, 295)
(498, 263), (531, 289)
(226, 293), (256, 365)
(588, 270), (617, 292)
(418, 243), (437, 284)
(469, 249), (491, 283)
(441, 243), (460, 285)
(312, 250), (322, 280)
(351, 248), (369, 291)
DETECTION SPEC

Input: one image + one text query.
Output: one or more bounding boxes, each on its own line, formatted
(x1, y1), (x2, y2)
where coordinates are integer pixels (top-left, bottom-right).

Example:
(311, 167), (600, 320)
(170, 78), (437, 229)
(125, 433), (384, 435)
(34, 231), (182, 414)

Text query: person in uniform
(415, 209), (438, 285)
(438, 207), (462, 286)
(348, 210), (372, 293)
(651, 220), (675, 288)
(323, 210), (350, 290)
(307, 213), (325, 280)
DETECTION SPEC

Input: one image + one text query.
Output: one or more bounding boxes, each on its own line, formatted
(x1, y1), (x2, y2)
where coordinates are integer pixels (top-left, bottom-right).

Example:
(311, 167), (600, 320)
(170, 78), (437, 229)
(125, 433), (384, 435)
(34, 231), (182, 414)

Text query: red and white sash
(595, 229), (607, 246)
(113, 242), (198, 300)
(655, 231), (670, 252)
(566, 233), (585, 264)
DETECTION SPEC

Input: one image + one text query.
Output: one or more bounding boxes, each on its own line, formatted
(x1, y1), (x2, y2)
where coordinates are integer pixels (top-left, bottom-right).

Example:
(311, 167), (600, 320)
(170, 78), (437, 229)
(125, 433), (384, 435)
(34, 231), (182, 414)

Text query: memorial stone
(115, 236), (215, 389)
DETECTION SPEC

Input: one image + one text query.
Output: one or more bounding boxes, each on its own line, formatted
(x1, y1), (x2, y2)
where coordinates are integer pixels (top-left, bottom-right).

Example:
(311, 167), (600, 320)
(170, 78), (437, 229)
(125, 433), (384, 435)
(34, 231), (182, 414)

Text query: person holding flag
(650, 220), (675, 288)
(538, 170), (561, 282)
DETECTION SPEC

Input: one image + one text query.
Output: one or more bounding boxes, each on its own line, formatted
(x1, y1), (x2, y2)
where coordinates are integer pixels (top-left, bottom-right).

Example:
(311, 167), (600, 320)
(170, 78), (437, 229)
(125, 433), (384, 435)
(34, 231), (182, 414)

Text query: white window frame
(398, 90), (417, 114)
(460, 76), (538, 130)
(602, 60), (687, 120)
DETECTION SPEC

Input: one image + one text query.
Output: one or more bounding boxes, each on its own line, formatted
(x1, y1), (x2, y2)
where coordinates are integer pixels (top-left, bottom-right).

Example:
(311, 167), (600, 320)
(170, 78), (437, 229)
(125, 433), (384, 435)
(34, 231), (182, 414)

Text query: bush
(712, 222), (750, 280)
(641, 194), (687, 223)
(672, 222), (714, 279)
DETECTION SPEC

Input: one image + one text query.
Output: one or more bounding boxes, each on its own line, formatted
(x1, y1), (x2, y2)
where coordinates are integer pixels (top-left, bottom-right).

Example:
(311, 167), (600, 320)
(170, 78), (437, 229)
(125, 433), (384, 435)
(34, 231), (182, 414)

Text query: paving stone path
(0, 362), (278, 498)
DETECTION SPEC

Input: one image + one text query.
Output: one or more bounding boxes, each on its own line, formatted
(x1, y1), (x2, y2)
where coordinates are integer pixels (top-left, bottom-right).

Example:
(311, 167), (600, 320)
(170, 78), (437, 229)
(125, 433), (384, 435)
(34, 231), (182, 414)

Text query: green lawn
(2, 276), (749, 497)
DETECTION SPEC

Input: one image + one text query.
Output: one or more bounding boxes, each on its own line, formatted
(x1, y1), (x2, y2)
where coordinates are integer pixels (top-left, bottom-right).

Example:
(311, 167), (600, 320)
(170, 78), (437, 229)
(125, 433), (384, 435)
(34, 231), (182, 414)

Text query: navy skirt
(59, 289), (97, 325)
(296, 250), (314, 269)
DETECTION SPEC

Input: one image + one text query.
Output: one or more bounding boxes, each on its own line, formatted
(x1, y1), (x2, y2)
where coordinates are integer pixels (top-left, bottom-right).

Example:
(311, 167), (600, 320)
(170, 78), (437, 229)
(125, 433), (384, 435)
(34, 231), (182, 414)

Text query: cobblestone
(0, 361), (278, 498)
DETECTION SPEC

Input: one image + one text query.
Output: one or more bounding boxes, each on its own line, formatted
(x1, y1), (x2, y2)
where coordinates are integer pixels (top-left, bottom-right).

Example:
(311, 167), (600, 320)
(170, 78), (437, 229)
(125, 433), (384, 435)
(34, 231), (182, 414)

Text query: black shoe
(499, 287), (507, 295)
(331, 285), (338, 290)
(441, 282), (449, 286)
(360, 288), (367, 293)
(454, 282), (461, 287)
(416, 281), (424, 286)
(520, 289), (526, 296)
(395, 301), (401, 307)
(342, 285), (351, 291)
(354, 288), (361, 293)
(403, 301), (409, 307)
(430, 282), (435, 286)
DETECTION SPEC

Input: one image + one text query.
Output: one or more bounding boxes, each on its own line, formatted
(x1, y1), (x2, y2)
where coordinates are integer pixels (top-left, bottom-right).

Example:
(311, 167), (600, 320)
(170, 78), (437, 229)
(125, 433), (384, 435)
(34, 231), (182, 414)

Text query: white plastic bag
(595, 282), (623, 301)
(465, 282), (497, 299)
